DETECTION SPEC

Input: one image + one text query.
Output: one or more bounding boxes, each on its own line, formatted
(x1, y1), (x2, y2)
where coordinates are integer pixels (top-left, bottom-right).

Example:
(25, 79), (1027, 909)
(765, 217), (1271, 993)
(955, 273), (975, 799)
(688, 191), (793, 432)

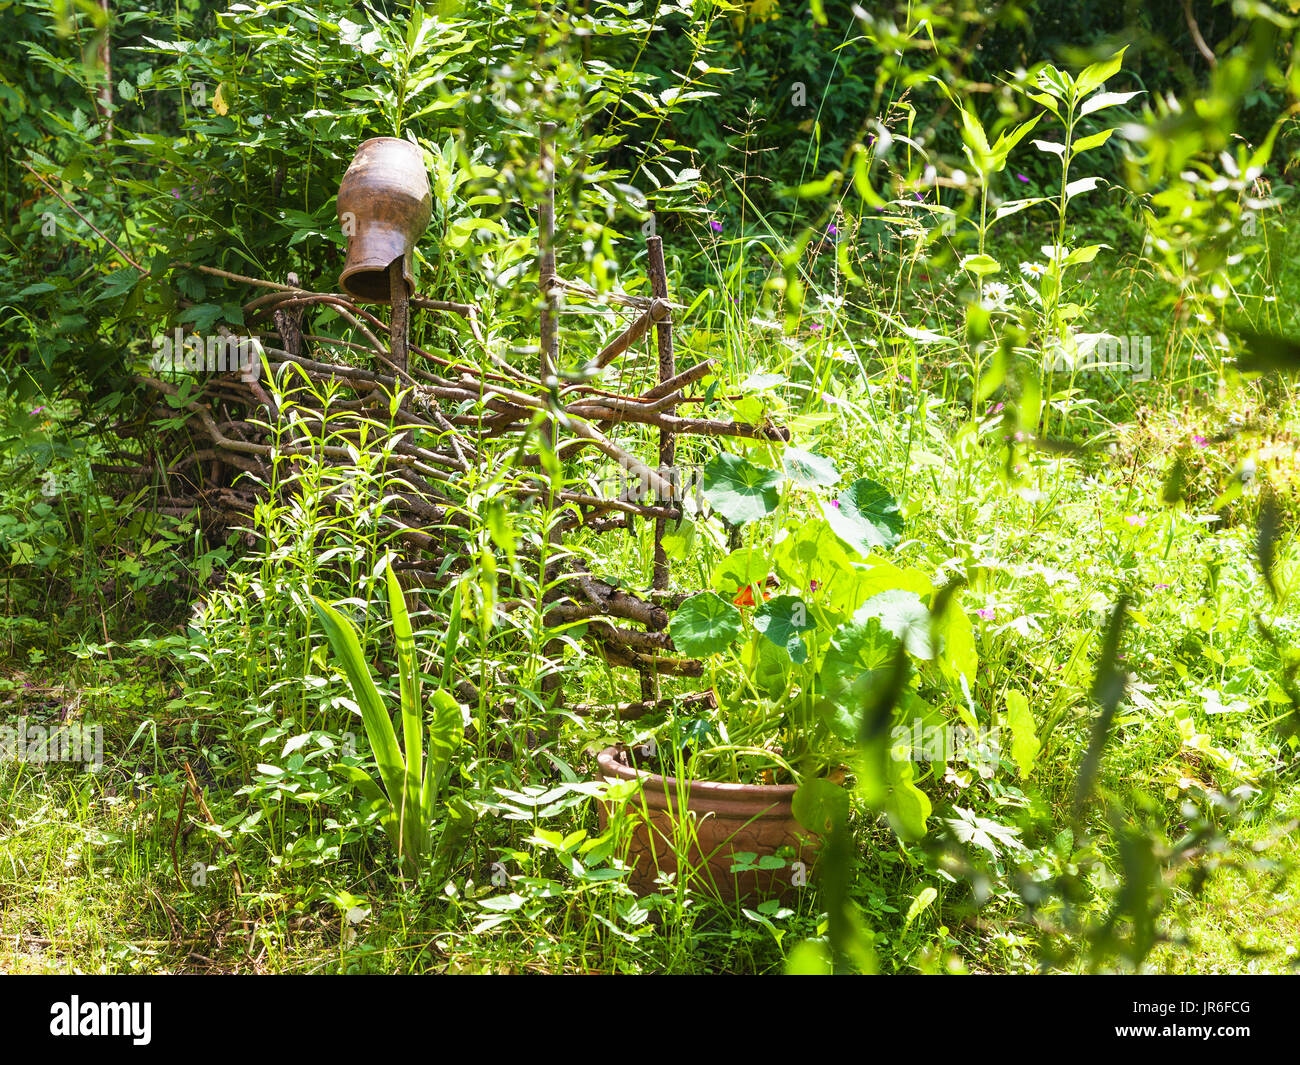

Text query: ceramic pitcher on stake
(336, 137), (432, 304)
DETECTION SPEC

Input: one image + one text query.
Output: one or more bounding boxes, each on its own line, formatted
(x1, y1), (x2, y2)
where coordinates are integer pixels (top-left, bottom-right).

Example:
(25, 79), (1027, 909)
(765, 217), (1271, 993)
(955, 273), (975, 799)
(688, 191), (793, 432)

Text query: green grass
(3, 187), (1300, 976)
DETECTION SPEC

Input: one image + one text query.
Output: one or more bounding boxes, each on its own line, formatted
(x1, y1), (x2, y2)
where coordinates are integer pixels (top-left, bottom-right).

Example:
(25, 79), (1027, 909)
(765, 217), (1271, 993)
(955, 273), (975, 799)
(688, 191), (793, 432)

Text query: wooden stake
(389, 258), (410, 378)
(646, 236), (675, 591)
(644, 233), (675, 702)
(538, 122), (564, 723)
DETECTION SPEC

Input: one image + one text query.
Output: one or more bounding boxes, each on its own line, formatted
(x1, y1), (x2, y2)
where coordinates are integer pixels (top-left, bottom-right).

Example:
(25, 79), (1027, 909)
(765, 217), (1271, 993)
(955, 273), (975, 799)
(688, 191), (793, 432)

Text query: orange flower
(733, 583), (772, 607)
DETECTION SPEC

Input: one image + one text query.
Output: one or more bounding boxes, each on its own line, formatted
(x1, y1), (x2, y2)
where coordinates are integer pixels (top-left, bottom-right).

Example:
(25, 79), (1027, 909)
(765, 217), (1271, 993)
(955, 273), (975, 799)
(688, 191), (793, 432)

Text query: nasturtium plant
(711, 547), (770, 598)
(782, 447), (840, 489)
(855, 590), (934, 659)
(773, 519), (857, 611)
(824, 477), (904, 554)
(668, 591), (743, 657)
(792, 776), (851, 834)
(819, 614), (897, 718)
(753, 595), (817, 664)
(701, 452), (782, 524)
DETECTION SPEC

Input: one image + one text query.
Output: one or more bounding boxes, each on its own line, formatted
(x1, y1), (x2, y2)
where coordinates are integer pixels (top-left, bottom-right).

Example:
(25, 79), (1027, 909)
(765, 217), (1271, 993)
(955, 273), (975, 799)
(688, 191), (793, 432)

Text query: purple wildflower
(1192, 435), (1207, 447)
(827, 223), (839, 236)
(810, 579), (819, 591)
(976, 607), (995, 620)
(831, 500), (840, 509)
(709, 220), (723, 233)
(30, 406), (45, 415)
(1015, 173), (1029, 183)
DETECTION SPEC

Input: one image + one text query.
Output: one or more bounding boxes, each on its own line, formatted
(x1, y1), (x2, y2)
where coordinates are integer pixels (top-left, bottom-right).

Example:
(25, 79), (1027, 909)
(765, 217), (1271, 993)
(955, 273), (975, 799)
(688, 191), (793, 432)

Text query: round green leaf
(821, 613), (896, 692)
(824, 477), (903, 554)
(753, 595), (817, 663)
(668, 592), (743, 657)
(702, 452), (782, 525)
(792, 777), (851, 834)
(855, 590), (933, 659)
(782, 447), (840, 489)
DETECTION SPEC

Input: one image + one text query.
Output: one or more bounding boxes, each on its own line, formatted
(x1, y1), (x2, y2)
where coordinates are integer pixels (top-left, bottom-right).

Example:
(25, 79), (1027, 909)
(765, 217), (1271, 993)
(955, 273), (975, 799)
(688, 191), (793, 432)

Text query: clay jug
(336, 137), (432, 303)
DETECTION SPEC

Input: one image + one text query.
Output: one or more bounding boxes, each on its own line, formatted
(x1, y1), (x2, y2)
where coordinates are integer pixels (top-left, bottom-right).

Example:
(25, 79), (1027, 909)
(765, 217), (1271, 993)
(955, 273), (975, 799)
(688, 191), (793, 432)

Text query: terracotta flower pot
(336, 137), (432, 304)
(595, 745), (820, 902)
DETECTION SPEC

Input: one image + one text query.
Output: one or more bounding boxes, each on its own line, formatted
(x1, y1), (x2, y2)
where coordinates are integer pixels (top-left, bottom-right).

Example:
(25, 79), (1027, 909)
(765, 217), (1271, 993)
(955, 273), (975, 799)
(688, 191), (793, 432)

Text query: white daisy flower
(1020, 261), (1049, 280)
(981, 281), (1014, 312)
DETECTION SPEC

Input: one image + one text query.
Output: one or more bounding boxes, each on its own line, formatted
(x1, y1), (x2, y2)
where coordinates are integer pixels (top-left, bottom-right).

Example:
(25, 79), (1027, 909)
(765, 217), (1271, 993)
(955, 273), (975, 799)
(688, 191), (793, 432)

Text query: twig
(19, 160), (145, 272)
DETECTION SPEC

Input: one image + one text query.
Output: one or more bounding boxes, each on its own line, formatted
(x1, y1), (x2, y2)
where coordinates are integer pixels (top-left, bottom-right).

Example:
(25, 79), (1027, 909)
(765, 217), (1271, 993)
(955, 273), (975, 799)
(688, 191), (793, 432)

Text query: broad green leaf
(898, 324), (950, 344)
(989, 112), (1043, 163)
(992, 197), (1046, 224)
(1026, 91), (1060, 116)
(1080, 90), (1142, 117)
(661, 517), (695, 561)
(445, 216), (508, 250)
(1064, 243), (1107, 266)
(712, 547), (769, 597)
(422, 688), (465, 820)
(855, 590), (933, 659)
(958, 104), (991, 169)
(740, 371), (786, 393)
(785, 941), (833, 975)
(1075, 46), (1128, 97)
(782, 447), (840, 488)
(333, 764), (398, 843)
(742, 630), (793, 701)
(960, 253), (1001, 276)
(385, 560), (422, 823)
(821, 613), (896, 693)
(903, 886), (938, 930)
(441, 581), (464, 688)
(702, 452), (781, 525)
(669, 592), (743, 657)
(792, 777), (851, 834)
(312, 598), (405, 811)
(773, 519), (856, 612)
(1064, 176), (1102, 200)
(884, 758), (931, 840)
(936, 601), (978, 684)
(824, 477), (903, 555)
(1071, 127), (1114, 153)
(1005, 689), (1040, 779)
(753, 595), (816, 663)
(945, 806), (1026, 857)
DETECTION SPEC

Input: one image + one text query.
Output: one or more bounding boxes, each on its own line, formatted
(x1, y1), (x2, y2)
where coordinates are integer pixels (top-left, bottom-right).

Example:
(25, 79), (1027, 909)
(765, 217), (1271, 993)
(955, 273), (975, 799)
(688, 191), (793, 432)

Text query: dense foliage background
(2, 0), (1300, 975)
